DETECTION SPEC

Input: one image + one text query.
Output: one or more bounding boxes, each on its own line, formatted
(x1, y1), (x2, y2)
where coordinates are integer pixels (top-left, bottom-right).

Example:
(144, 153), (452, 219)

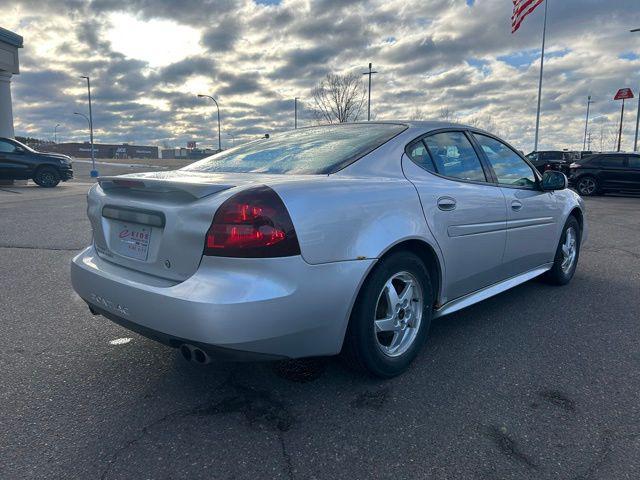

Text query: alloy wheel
(561, 226), (577, 273)
(373, 271), (423, 358)
(577, 177), (596, 195)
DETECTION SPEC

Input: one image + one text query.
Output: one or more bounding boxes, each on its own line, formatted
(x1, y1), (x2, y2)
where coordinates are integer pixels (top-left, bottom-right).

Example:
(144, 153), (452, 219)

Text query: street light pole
(294, 97), (299, 129)
(73, 112), (92, 159)
(583, 95), (593, 151)
(54, 123), (60, 144)
(198, 94), (221, 151)
(80, 76), (98, 177)
(362, 62), (378, 121)
(227, 133), (236, 146)
(632, 28), (640, 151)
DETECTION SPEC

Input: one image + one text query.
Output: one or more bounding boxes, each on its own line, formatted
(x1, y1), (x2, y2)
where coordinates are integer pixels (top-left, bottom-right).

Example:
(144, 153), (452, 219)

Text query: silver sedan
(71, 122), (586, 377)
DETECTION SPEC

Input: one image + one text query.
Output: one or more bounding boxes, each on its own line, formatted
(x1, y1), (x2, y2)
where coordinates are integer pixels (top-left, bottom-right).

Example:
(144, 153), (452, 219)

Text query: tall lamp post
(582, 96), (593, 151)
(227, 132), (236, 146)
(198, 94), (221, 152)
(73, 112), (92, 159)
(54, 123), (60, 144)
(80, 75), (98, 177)
(632, 28), (640, 152)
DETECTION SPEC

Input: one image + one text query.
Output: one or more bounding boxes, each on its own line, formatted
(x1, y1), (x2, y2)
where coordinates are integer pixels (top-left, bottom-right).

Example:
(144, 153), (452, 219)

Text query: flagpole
(533, 0), (548, 152)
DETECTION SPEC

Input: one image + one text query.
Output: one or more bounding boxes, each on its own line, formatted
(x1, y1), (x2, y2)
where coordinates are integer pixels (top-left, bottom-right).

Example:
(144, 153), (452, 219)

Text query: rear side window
(474, 134), (536, 188)
(181, 123), (407, 175)
(600, 155), (625, 167)
(406, 140), (436, 173)
(423, 132), (486, 182)
(629, 156), (640, 169)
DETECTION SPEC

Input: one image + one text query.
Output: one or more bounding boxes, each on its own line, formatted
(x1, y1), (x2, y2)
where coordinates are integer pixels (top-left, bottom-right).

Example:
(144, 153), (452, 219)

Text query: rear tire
(543, 216), (581, 286)
(576, 176), (598, 196)
(343, 251), (433, 378)
(33, 167), (60, 188)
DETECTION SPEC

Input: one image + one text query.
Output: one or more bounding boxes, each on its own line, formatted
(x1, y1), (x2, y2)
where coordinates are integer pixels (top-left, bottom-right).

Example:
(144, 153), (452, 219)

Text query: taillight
(204, 186), (301, 258)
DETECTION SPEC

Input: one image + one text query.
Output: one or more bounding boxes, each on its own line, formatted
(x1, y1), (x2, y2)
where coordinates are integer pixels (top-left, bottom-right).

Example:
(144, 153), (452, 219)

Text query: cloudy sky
(3, 0), (640, 152)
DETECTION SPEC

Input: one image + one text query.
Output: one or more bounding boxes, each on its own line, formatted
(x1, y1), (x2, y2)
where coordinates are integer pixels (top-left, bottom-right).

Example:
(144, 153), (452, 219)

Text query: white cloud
(3, 0), (640, 152)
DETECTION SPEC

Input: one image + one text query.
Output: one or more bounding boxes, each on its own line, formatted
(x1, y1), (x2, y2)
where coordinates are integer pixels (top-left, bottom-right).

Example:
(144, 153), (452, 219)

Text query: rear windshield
(181, 123), (407, 175)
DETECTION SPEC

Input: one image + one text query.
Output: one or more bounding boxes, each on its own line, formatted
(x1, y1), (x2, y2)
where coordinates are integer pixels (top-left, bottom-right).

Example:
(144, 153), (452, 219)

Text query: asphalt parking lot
(1, 173), (639, 479)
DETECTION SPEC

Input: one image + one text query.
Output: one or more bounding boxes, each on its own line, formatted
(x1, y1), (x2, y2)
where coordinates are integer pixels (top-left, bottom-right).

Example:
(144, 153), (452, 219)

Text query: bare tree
(465, 116), (503, 137)
(438, 107), (459, 123)
(311, 73), (366, 123)
(409, 107), (426, 120)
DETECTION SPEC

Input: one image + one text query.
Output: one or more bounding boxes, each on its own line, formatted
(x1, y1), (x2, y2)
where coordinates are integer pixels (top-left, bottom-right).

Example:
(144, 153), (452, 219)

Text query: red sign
(614, 88), (634, 100)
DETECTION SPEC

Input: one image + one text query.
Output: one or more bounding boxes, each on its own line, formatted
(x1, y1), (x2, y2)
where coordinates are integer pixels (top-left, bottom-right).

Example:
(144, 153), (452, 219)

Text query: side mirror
(541, 170), (567, 191)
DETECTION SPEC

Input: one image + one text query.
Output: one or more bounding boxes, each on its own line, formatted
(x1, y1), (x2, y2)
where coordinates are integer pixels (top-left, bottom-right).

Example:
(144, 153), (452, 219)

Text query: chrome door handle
(511, 200), (523, 211)
(437, 197), (457, 211)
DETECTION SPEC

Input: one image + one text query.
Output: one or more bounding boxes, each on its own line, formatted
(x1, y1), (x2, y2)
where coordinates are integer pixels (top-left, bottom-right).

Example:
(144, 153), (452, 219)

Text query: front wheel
(543, 216), (581, 285)
(343, 251), (433, 378)
(33, 167), (61, 188)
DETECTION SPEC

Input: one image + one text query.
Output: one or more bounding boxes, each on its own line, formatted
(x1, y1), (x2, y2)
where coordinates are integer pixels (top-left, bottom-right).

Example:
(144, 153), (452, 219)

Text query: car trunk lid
(89, 171), (282, 282)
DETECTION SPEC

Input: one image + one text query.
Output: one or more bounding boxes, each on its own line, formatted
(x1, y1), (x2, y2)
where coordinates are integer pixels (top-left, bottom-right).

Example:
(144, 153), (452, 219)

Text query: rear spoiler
(98, 176), (235, 199)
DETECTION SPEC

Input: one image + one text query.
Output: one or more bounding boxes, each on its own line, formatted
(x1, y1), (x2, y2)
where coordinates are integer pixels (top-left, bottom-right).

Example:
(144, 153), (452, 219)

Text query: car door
(0, 139), (29, 179)
(471, 133), (560, 277)
(402, 130), (508, 302)
(0, 139), (16, 178)
(597, 155), (627, 190)
(626, 155), (640, 191)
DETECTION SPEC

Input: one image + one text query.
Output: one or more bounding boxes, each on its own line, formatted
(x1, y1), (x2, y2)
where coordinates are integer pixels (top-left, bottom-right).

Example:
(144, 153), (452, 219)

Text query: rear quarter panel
(271, 176), (444, 269)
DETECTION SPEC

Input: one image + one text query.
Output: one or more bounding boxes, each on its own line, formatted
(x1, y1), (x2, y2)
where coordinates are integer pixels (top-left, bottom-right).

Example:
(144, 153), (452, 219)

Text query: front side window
(474, 134), (536, 188)
(0, 140), (16, 153)
(423, 132), (486, 182)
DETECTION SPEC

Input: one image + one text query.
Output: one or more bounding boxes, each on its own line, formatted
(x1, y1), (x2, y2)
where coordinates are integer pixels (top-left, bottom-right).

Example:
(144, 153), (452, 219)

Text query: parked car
(0, 137), (73, 187)
(569, 152), (640, 196)
(71, 122), (586, 377)
(525, 150), (575, 175)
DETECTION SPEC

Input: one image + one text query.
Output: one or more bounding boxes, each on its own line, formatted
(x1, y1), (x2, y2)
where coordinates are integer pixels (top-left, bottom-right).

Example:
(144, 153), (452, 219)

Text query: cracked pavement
(1, 174), (639, 479)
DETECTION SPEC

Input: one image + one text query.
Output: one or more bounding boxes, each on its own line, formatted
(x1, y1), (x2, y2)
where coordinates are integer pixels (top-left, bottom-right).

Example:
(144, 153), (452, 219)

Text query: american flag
(512, 0), (544, 33)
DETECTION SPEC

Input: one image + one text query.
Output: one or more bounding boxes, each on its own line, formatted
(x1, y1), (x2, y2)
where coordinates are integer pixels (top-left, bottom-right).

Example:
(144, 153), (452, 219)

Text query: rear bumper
(71, 246), (374, 359)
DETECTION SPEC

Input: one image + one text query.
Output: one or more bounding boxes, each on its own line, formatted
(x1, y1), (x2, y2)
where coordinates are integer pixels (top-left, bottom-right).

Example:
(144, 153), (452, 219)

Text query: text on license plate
(113, 222), (152, 261)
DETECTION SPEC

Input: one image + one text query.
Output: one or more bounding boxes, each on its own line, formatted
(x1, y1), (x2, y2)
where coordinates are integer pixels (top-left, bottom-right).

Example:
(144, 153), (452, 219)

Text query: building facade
(42, 142), (159, 159)
(0, 27), (23, 138)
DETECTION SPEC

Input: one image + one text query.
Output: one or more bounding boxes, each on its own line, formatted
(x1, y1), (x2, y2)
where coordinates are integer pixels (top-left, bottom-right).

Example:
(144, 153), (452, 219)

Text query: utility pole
(587, 130), (592, 151)
(197, 94), (221, 151)
(294, 97), (299, 129)
(533, 0), (549, 152)
(80, 75), (97, 177)
(583, 95), (593, 150)
(54, 123), (60, 144)
(632, 28), (640, 151)
(362, 62), (378, 121)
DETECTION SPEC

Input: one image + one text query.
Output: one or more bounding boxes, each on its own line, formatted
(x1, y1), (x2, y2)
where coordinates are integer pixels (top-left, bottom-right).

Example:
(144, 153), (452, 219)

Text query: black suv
(569, 153), (640, 196)
(0, 137), (73, 187)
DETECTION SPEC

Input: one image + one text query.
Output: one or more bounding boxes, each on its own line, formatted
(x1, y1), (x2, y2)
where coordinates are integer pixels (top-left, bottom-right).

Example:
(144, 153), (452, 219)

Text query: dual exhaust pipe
(180, 344), (211, 365)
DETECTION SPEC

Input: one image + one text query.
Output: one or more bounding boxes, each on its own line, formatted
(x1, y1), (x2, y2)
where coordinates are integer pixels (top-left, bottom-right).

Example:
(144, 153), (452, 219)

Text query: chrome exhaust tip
(179, 344), (211, 365)
(179, 344), (192, 362)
